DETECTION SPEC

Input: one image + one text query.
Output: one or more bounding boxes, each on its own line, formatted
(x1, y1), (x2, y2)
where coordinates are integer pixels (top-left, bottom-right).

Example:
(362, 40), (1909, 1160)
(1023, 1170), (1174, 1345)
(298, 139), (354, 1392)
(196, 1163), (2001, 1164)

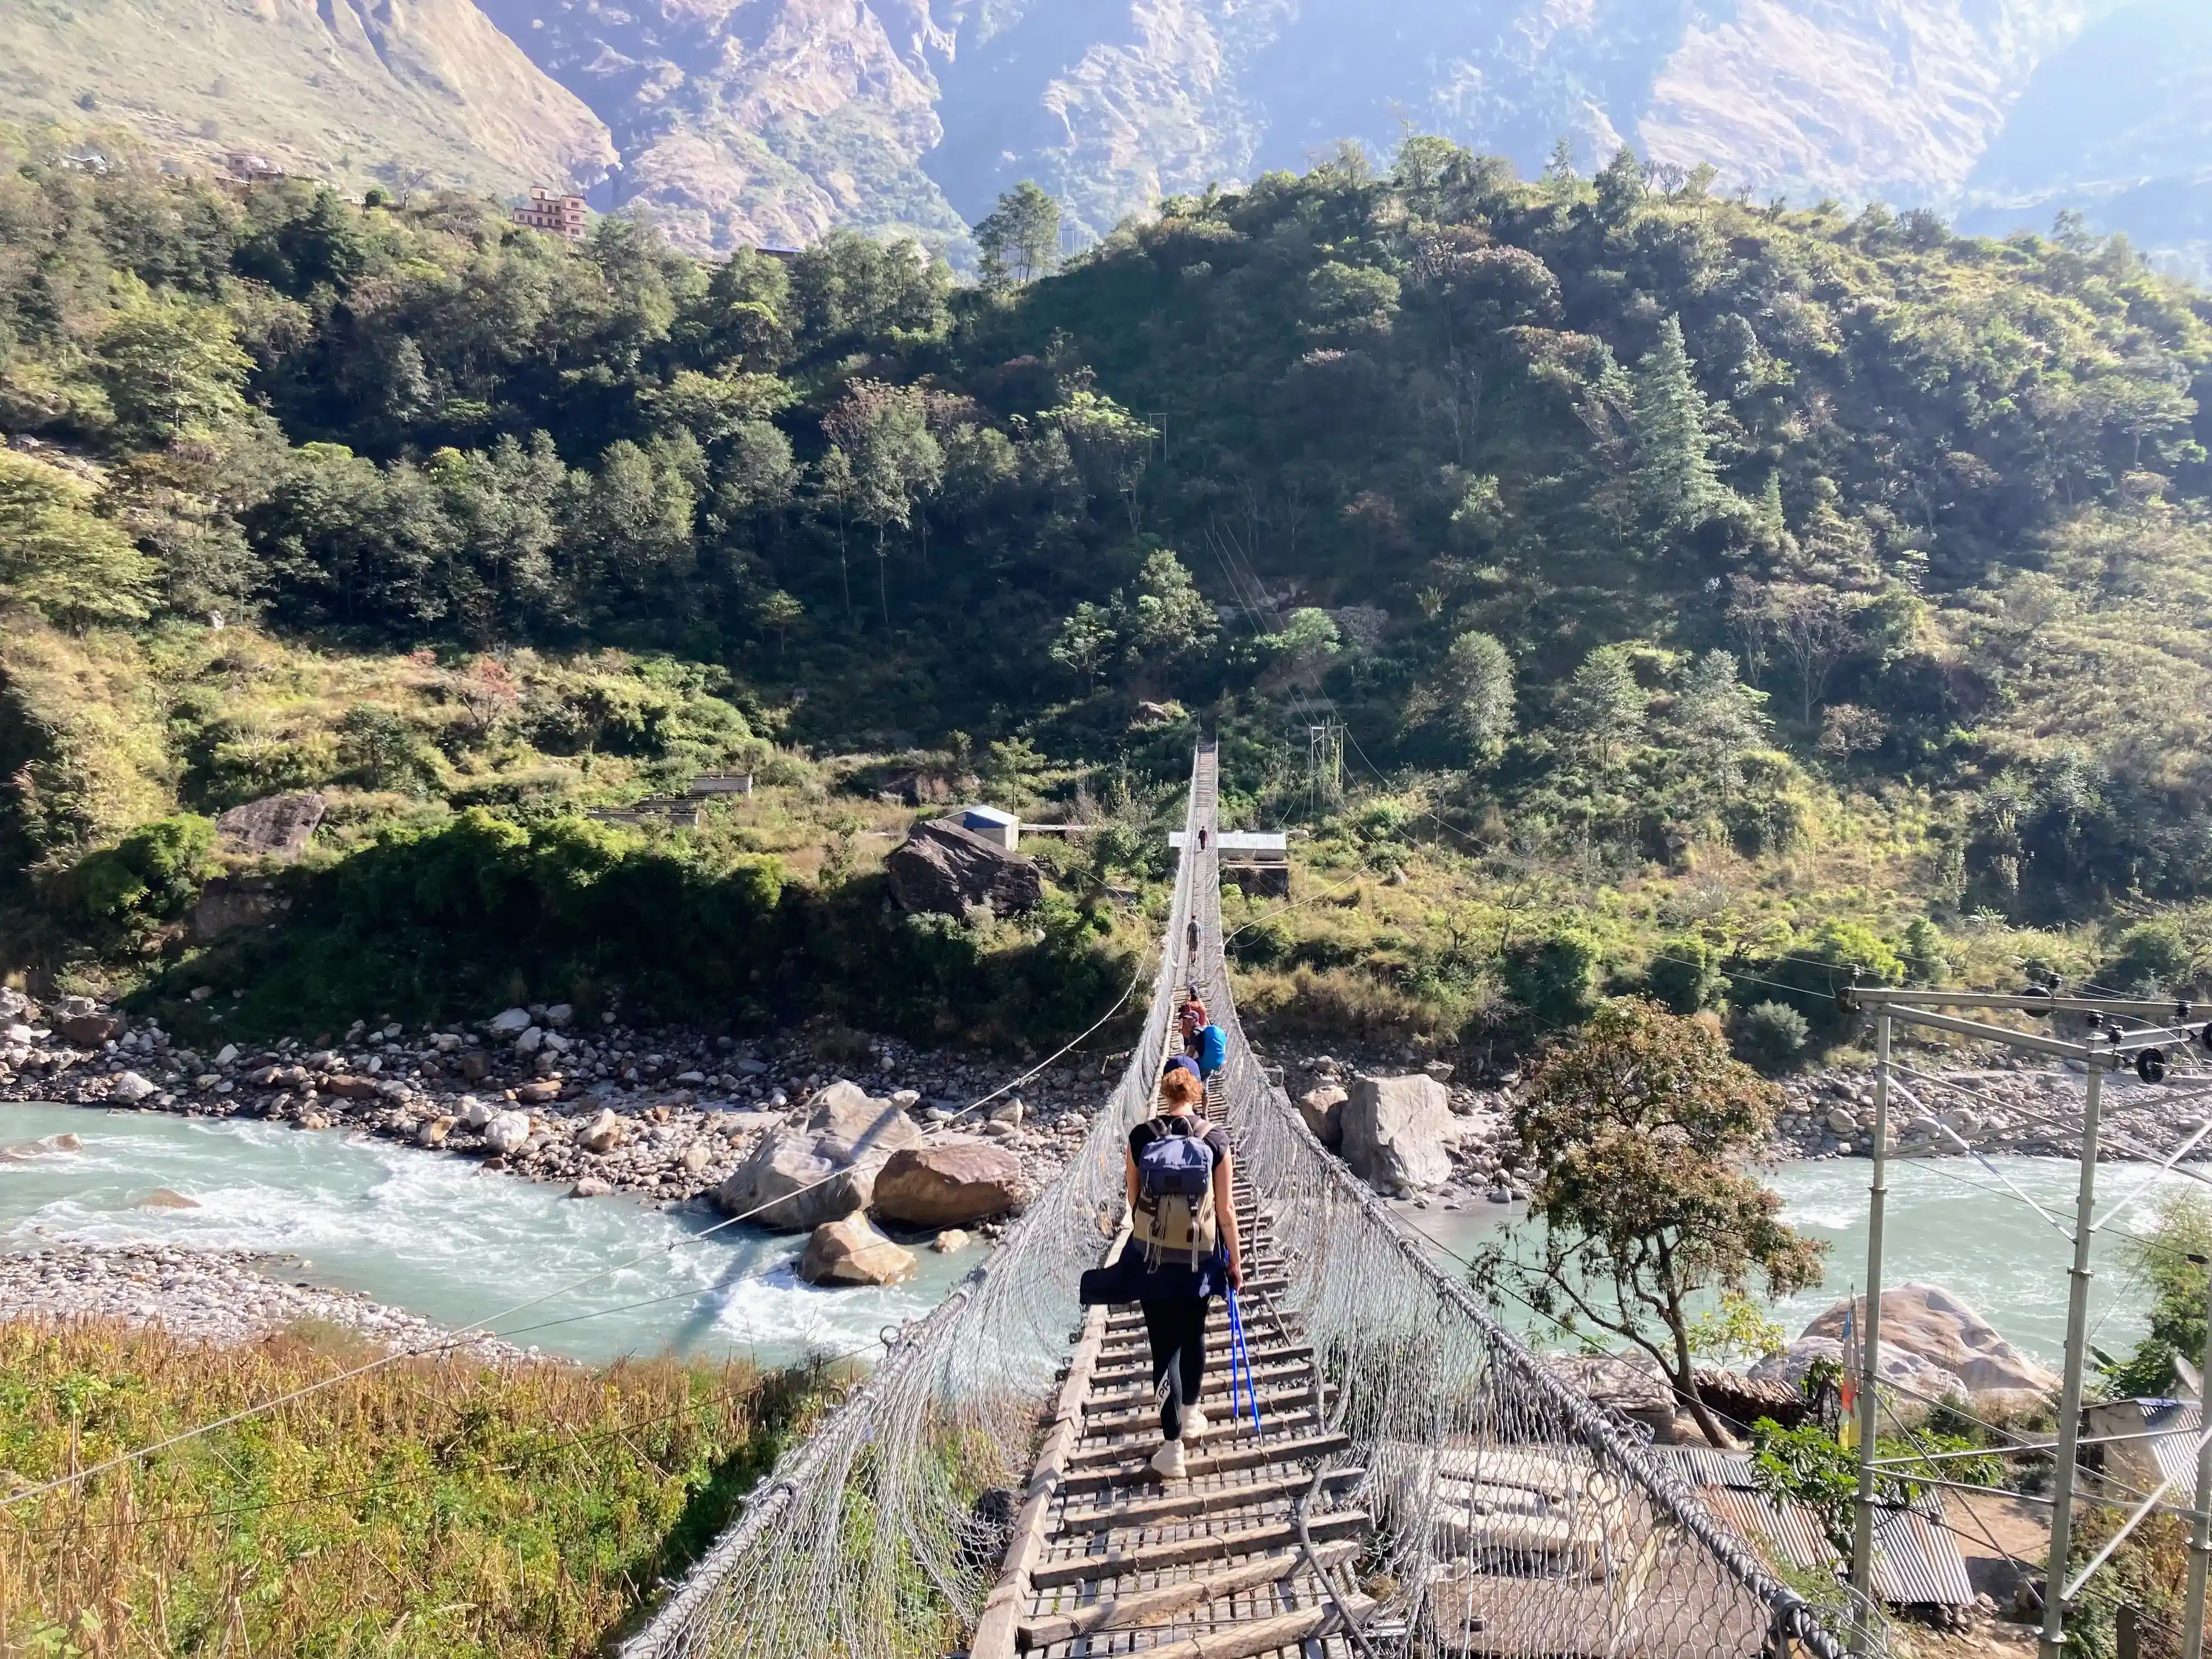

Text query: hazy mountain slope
(472, 0), (969, 253)
(1640, 0), (2098, 205)
(0, 0), (614, 195)
(1957, 0), (2212, 275)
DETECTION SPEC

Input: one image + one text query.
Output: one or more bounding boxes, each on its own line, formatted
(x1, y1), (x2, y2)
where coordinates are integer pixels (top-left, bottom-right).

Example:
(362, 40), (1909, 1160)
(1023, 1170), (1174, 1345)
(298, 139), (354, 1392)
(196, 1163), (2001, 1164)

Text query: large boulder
(718, 1080), (924, 1231)
(873, 1141), (1028, 1227)
(800, 1214), (918, 1286)
(58, 1011), (123, 1046)
(804, 1080), (924, 1161)
(215, 791), (326, 858)
(1340, 1073), (1454, 1194)
(884, 817), (1042, 918)
(1772, 1283), (2060, 1402)
(1297, 1084), (1347, 1148)
(1750, 1335), (1970, 1406)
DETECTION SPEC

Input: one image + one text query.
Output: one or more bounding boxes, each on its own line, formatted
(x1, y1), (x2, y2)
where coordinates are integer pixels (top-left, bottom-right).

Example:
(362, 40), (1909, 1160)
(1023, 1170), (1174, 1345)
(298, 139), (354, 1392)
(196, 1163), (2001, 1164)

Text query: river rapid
(3, 1101), (2199, 1368)
(0, 1102), (970, 1365)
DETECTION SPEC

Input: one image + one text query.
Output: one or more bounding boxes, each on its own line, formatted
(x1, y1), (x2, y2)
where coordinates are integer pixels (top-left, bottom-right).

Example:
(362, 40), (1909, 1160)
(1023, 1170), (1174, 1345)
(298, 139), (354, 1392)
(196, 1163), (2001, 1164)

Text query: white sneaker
(1149, 1438), (1188, 1479)
(1181, 1406), (1210, 1441)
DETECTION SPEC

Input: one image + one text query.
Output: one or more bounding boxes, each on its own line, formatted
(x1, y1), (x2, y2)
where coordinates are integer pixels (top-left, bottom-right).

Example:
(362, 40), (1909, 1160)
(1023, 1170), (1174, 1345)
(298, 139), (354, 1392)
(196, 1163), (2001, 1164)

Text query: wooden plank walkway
(972, 1181), (1376, 1657)
(972, 741), (1376, 1657)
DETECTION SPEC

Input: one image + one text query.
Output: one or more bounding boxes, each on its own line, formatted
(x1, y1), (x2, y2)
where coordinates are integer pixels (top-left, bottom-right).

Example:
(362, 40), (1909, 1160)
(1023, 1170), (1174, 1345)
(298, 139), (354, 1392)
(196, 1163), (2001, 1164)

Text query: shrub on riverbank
(0, 1318), (833, 1657)
(139, 803), (1141, 1048)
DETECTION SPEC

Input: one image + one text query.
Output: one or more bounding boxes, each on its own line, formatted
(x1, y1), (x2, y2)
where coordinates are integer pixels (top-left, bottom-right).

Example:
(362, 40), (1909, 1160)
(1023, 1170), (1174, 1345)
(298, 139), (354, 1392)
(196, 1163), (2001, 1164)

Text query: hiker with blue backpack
(1079, 1062), (1243, 1480)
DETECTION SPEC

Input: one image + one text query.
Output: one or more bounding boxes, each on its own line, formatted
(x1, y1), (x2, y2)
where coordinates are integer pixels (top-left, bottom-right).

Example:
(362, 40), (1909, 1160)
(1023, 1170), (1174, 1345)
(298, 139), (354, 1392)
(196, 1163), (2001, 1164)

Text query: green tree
(1438, 630), (1515, 763)
(754, 589), (803, 658)
(974, 182), (1062, 287)
(2105, 1192), (2211, 1396)
(1594, 146), (1646, 223)
(1474, 997), (1827, 1446)
(1630, 316), (1725, 533)
(93, 288), (252, 445)
(1049, 601), (1115, 689)
(1042, 391), (1156, 532)
(1114, 548), (1216, 672)
(77, 814), (217, 928)
(0, 451), (157, 627)
(1671, 648), (1767, 804)
(1557, 643), (1645, 781)
(823, 381), (942, 630)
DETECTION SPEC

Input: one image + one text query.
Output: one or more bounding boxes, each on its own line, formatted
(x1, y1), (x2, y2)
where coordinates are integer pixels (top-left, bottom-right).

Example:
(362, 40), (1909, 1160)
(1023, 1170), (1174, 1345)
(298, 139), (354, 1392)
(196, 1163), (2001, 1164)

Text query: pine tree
(1754, 470), (1791, 553)
(1441, 630), (1516, 763)
(975, 182), (1063, 287)
(1630, 316), (1724, 533)
(1558, 644), (1645, 781)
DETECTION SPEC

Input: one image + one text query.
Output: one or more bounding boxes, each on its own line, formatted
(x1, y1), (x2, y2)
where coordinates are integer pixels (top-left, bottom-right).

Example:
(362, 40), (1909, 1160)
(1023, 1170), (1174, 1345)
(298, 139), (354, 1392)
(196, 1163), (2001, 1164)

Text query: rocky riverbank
(0, 1242), (525, 1359)
(1771, 1063), (2211, 1163)
(0, 989), (1105, 1221)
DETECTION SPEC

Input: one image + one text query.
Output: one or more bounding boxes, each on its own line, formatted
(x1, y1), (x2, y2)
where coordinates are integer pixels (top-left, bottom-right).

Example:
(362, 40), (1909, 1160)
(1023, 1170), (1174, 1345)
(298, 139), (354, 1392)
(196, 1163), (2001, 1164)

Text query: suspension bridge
(622, 741), (1853, 1659)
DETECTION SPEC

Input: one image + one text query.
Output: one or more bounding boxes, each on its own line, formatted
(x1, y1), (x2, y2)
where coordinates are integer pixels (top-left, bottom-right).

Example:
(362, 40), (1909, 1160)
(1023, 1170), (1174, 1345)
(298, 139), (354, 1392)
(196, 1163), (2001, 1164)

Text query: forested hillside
(5, 131), (2212, 1056)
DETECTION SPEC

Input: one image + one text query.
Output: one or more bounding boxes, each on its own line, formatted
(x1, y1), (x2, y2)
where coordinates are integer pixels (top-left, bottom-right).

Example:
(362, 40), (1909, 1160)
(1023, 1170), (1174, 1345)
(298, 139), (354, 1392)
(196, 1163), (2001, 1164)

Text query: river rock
(569, 1176), (613, 1198)
(418, 1116), (455, 1147)
(487, 1008), (533, 1037)
(110, 1071), (156, 1104)
(799, 1214), (918, 1287)
(459, 1096), (496, 1130)
(872, 1142), (1026, 1226)
(884, 817), (1043, 918)
(483, 1111), (532, 1156)
(58, 1011), (122, 1046)
(717, 1131), (877, 1231)
(1781, 1283), (2061, 1401)
(1751, 1335), (1970, 1404)
(579, 1109), (624, 1153)
(1340, 1073), (1454, 1195)
(191, 876), (292, 941)
(215, 791), (325, 856)
(1297, 1084), (1347, 1148)
(323, 1075), (380, 1101)
(805, 1080), (926, 1159)
(932, 1229), (970, 1252)
(516, 1080), (562, 1105)
(136, 1187), (199, 1209)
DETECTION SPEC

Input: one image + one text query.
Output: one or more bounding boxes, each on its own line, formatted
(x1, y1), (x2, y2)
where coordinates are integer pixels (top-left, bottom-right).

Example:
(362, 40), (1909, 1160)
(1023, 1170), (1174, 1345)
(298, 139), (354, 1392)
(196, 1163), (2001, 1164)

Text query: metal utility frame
(1837, 986), (2212, 1659)
(1303, 720), (1344, 814)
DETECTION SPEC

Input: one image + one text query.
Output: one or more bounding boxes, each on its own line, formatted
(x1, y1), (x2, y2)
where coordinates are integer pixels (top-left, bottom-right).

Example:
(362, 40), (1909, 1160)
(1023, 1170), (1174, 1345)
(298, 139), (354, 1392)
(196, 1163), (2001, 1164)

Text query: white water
(7, 1102), (2199, 1370)
(0, 1103), (972, 1366)
(1399, 1155), (2204, 1363)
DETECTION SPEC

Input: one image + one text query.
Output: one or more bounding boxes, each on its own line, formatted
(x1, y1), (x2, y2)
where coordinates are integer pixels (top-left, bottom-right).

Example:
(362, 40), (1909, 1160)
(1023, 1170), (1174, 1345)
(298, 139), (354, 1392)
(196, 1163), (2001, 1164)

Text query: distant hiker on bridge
(1197, 825), (1207, 851)
(1177, 986), (1207, 1052)
(1080, 1063), (1242, 1481)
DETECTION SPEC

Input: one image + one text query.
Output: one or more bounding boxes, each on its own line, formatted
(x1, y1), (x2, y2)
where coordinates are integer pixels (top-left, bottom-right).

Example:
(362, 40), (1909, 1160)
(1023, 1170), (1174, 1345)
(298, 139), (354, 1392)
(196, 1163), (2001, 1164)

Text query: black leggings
(1142, 1296), (1210, 1440)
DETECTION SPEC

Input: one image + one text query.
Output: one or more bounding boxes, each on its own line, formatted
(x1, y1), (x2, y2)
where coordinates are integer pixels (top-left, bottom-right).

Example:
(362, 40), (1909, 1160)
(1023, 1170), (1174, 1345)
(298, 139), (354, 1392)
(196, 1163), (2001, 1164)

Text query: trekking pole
(1226, 1288), (1262, 1434)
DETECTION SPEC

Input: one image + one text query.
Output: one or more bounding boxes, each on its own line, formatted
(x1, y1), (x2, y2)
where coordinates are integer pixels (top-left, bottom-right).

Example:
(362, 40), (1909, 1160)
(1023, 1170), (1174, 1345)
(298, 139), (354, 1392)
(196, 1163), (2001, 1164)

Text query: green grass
(0, 1317), (837, 1657)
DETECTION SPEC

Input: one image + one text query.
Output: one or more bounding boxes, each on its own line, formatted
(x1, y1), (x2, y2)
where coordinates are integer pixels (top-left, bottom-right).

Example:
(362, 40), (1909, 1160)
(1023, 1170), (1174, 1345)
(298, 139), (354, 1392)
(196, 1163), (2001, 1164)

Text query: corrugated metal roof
(1650, 1447), (1974, 1606)
(961, 804), (1018, 827)
(1696, 1486), (1837, 1578)
(1874, 1503), (1977, 1606)
(2139, 1399), (2202, 1488)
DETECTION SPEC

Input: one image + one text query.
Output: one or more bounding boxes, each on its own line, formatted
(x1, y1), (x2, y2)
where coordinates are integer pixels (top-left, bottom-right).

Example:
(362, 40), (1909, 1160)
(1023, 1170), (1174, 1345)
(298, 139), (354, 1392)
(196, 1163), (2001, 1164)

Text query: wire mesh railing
(624, 739), (1860, 1659)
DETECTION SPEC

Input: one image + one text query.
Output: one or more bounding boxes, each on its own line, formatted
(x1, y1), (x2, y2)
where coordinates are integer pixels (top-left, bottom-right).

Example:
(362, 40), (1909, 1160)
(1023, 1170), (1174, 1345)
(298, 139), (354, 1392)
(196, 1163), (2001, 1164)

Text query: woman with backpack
(1079, 1064), (1243, 1479)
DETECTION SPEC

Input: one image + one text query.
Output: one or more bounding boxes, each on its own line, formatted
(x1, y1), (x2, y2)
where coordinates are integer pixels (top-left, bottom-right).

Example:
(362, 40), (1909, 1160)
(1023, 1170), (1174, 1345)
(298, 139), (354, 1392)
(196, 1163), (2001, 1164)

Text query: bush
(1734, 1000), (1810, 1073)
(76, 814), (217, 927)
(1645, 934), (1724, 1014)
(1503, 929), (1601, 1030)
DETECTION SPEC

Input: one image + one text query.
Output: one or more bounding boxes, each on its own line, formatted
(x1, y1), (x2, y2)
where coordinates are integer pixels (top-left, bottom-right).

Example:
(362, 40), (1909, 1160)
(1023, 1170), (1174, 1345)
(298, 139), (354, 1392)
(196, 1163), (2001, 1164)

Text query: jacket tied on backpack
(1132, 1114), (1218, 1270)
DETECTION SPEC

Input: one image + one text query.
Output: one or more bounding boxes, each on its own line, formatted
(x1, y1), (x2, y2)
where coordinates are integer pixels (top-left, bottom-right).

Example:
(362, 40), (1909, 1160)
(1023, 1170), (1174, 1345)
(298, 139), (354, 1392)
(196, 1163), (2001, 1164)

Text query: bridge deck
(972, 743), (1378, 1658)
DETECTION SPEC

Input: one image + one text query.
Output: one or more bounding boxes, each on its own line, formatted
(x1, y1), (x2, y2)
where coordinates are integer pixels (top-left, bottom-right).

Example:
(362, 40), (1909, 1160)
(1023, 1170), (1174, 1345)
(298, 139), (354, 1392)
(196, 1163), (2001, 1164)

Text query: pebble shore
(0, 1242), (524, 1359)
(0, 990), (1105, 1219)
